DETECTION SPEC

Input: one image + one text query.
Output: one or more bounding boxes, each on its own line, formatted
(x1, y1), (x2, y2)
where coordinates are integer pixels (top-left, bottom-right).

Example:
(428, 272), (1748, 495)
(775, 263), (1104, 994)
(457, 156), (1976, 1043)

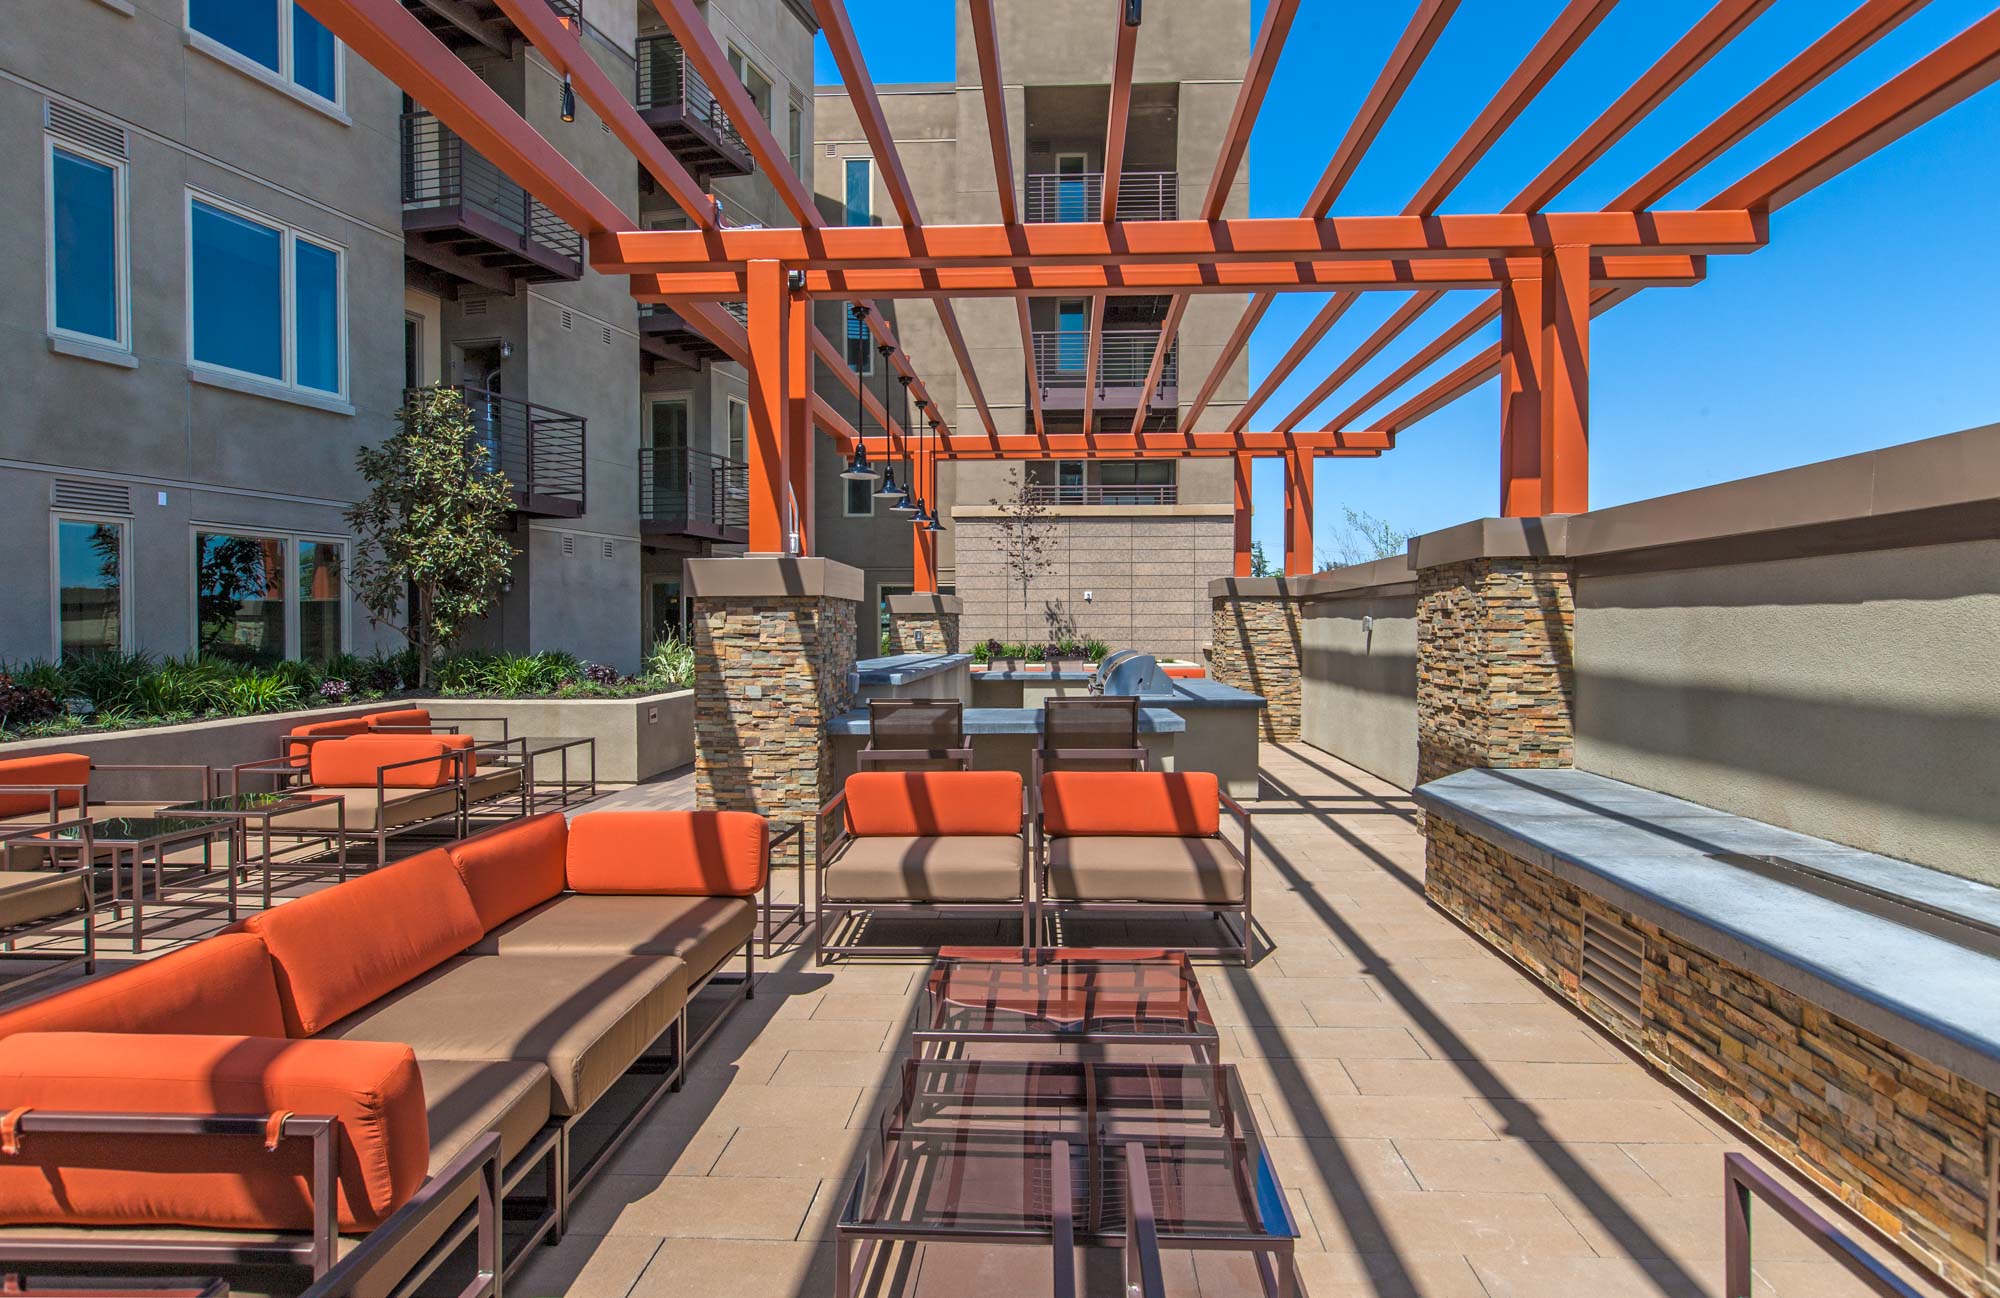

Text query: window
(403, 313), (422, 390)
(726, 397), (747, 463)
(845, 477), (874, 517)
(188, 1), (341, 105)
(188, 194), (345, 397)
(787, 100), (804, 179)
(843, 157), (873, 227)
(46, 140), (128, 349)
(726, 45), (772, 124)
(845, 308), (873, 374)
(53, 517), (126, 658)
(194, 530), (346, 664)
(1056, 298), (1088, 371)
(1055, 152), (1091, 222)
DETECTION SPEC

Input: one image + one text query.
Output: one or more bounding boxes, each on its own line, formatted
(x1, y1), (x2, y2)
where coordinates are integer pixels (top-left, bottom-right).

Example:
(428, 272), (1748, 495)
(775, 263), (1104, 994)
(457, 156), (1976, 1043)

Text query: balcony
(1031, 328), (1177, 411)
(397, 0), (580, 56)
(638, 303), (746, 370)
(635, 33), (754, 180)
(426, 383), (586, 518)
(639, 446), (748, 543)
(401, 111), (584, 292)
(1024, 171), (1178, 223)
(1024, 483), (1177, 507)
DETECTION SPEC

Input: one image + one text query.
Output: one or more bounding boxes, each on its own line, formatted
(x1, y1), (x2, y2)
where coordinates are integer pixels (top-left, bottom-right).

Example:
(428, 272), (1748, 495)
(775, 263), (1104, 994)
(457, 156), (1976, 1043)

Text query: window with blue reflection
(191, 201), (283, 381)
(189, 0), (280, 72)
(291, 4), (338, 101)
(294, 239), (341, 393)
(844, 158), (872, 227)
(57, 519), (123, 658)
(50, 148), (119, 342)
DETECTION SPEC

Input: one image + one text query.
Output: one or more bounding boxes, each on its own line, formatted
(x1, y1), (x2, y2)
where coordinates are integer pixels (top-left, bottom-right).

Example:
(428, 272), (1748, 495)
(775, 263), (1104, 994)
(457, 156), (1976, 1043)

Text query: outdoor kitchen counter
(827, 705), (1184, 788)
(852, 653), (973, 705)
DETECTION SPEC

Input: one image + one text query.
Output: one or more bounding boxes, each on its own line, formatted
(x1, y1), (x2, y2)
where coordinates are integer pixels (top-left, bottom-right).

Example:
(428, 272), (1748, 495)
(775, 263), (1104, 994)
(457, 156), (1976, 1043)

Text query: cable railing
(1031, 329), (1177, 395)
(1024, 171), (1178, 223)
(1025, 483), (1177, 507)
(420, 384), (586, 515)
(400, 111), (582, 275)
(635, 32), (752, 160)
(639, 446), (748, 538)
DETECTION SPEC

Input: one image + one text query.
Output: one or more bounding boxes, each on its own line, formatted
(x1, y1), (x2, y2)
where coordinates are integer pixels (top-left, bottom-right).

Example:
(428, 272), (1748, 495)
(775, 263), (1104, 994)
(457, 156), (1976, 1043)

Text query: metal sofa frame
(0, 825), (96, 998)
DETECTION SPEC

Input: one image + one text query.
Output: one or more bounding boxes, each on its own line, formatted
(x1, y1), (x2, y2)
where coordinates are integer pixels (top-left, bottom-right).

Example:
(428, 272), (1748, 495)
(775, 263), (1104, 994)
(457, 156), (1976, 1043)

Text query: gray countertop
(852, 653), (972, 686)
(1416, 767), (2000, 1090)
(827, 706), (1187, 736)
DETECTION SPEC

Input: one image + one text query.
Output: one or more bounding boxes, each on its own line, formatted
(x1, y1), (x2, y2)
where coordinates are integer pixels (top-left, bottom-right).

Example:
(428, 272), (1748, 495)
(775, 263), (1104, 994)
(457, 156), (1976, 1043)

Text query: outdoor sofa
(815, 770), (1029, 963)
(0, 823), (95, 995)
(1036, 770), (1254, 963)
(0, 752), (212, 833)
(0, 805), (775, 1298)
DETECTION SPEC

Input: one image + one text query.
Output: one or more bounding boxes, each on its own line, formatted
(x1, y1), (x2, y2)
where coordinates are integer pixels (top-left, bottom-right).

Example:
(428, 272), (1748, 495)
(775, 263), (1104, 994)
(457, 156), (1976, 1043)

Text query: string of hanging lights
(833, 303), (940, 539)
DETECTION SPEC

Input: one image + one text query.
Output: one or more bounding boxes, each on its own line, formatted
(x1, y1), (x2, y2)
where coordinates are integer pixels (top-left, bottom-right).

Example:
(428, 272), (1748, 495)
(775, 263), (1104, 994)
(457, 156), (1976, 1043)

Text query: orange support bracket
(1283, 448), (1315, 575)
(1233, 455), (1254, 577)
(744, 260), (790, 554)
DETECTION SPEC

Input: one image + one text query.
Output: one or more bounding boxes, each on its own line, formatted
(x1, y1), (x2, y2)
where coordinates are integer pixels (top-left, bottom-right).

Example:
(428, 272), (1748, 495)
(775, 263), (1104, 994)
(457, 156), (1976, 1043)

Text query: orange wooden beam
(1498, 271), (1544, 517)
(1541, 244), (1591, 514)
(1101, 6), (1140, 224)
(1226, 293), (1357, 433)
(810, 326), (908, 454)
(1233, 454), (1255, 577)
(1283, 448), (1315, 575)
(1082, 297), (1104, 438)
(1279, 290), (1444, 431)
(855, 430), (1391, 461)
(744, 260), (790, 553)
(1321, 295), (1499, 433)
(966, 0), (1045, 439)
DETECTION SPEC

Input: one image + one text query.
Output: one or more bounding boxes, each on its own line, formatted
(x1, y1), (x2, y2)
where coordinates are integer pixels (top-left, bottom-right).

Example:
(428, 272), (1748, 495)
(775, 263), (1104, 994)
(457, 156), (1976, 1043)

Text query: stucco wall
(1300, 591), (1419, 790)
(1573, 538), (2000, 886)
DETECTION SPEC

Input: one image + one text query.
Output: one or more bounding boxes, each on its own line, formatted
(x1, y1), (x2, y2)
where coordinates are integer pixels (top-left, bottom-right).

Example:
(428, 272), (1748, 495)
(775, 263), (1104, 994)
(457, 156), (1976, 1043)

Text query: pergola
(302, 0), (2000, 580)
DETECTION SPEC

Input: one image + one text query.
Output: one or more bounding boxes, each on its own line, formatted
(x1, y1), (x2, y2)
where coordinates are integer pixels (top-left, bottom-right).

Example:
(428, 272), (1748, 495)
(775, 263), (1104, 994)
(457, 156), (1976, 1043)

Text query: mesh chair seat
(860, 699), (971, 770)
(1037, 697), (1146, 774)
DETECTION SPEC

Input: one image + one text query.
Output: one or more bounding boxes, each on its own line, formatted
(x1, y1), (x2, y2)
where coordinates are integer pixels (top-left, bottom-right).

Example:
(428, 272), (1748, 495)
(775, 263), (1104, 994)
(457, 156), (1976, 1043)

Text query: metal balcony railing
(1032, 328), (1178, 397)
(1025, 483), (1177, 506)
(635, 33), (754, 176)
(639, 446), (749, 541)
(422, 384), (586, 517)
(401, 111), (583, 281)
(1024, 171), (1178, 223)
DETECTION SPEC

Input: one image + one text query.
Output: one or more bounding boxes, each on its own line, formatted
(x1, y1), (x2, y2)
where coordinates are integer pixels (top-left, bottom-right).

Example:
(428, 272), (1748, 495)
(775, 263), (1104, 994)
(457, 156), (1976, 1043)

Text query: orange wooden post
(1540, 243), (1590, 514)
(1233, 454), (1254, 576)
(744, 259), (790, 553)
(1282, 447), (1314, 575)
(785, 283), (812, 553)
(1498, 269), (1545, 517)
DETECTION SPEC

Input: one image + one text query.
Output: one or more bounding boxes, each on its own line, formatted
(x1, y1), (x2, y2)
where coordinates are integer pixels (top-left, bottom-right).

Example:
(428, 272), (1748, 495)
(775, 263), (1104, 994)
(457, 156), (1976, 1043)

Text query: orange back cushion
(1041, 771), (1220, 837)
(1163, 665), (1207, 679)
(565, 811), (769, 897)
(284, 717), (373, 762)
(447, 813), (569, 929)
(0, 1033), (426, 1232)
(843, 771), (1024, 837)
(309, 735), (457, 788)
(0, 753), (90, 817)
(366, 708), (433, 731)
(246, 849), (483, 1036)
(0, 933), (287, 1040)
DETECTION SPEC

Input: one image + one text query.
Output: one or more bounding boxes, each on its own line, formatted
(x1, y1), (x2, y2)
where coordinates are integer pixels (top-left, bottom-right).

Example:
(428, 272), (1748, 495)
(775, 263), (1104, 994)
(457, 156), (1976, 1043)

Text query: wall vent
(602, 326), (613, 347)
(824, 143), (836, 156)
(461, 296), (489, 318)
(45, 101), (128, 160)
(601, 539), (615, 560)
(560, 309), (575, 331)
(1580, 911), (1643, 1027)
(560, 534), (574, 556)
(51, 479), (132, 515)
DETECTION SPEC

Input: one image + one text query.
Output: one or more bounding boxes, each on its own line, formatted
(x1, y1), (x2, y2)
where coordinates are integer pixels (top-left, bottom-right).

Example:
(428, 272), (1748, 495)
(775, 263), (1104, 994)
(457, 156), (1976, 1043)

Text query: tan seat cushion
(323, 954), (689, 1116)
(465, 768), (523, 804)
(284, 785), (460, 833)
(469, 894), (753, 982)
(417, 1058), (552, 1173)
(1044, 836), (1245, 904)
(0, 870), (88, 930)
(823, 835), (1024, 903)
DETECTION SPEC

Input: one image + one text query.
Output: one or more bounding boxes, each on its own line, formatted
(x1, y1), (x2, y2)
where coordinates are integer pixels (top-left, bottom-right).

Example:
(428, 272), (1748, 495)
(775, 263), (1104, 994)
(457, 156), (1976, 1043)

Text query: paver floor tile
(565, 1173), (821, 1239)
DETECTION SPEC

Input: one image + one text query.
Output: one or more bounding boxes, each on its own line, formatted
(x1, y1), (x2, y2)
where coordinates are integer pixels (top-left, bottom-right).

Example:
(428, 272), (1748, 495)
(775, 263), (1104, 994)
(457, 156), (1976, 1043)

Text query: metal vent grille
(45, 101), (127, 160)
(461, 296), (489, 318)
(1580, 911), (1643, 1027)
(560, 309), (575, 331)
(51, 479), (132, 515)
(601, 326), (613, 346)
(601, 539), (614, 559)
(560, 534), (574, 556)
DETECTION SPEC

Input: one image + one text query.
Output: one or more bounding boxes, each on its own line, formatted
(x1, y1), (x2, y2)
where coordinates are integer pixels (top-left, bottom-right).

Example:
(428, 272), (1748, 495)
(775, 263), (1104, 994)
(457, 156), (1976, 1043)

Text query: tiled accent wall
(1210, 595), (1301, 741)
(691, 593), (857, 851)
(1427, 817), (2000, 1297)
(1416, 558), (1576, 785)
(887, 610), (958, 655)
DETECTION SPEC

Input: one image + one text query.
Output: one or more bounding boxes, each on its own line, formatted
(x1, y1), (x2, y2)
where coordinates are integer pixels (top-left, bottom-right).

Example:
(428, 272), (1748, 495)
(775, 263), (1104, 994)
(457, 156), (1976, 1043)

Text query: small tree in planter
(988, 467), (1056, 645)
(345, 387), (517, 690)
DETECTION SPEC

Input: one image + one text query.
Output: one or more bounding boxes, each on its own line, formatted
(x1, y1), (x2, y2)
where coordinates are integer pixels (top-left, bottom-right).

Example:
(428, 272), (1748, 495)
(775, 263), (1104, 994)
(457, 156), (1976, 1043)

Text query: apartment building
(811, 0), (1250, 657)
(2, 0), (814, 672)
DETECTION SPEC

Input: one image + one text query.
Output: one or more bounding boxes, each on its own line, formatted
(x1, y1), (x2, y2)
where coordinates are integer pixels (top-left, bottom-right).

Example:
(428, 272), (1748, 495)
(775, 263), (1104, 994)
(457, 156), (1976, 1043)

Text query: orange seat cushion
(1041, 772), (1220, 837)
(565, 811), (769, 897)
(246, 849), (484, 1037)
(284, 717), (373, 762)
(447, 813), (569, 929)
(366, 708), (433, 731)
(843, 772), (1024, 838)
(0, 753), (90, 817)
(309, 735), (458, 789)
(0, 932), (287, 1040)
(0, 1032), (427, 1233)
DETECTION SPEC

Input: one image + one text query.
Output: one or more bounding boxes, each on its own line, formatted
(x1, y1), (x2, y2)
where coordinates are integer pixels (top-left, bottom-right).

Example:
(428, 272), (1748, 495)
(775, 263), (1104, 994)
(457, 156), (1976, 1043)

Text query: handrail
(1723, 1153), (1923, 1298)
(635, 32), (752, 160)
(1024, 483), (1176, 506)
(1031, 328), (1177, 392)
(416, 384), (586, 511)
(1024, 170), (1178, 223)
(399, 111), (582, 271)
(638, 445), (749, 535)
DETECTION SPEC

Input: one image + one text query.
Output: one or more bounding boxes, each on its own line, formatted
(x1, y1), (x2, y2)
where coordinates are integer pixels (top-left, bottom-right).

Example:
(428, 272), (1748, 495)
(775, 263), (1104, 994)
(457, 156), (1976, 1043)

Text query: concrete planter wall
(0, 703), (388, 797)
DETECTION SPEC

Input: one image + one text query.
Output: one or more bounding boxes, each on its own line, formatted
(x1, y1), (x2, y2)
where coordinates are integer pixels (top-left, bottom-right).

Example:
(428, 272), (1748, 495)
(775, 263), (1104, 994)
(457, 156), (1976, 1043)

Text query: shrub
(0, 673), (61, 729)
(581, 661), (620, 686)
(320, 678), (352, 701)
(971, 641), (991, 663)
(223, 671), (304, 714)
(1024, 643), (1045, 662)
(1084, 639), (1109, 661)
(642, 636), (695, 689)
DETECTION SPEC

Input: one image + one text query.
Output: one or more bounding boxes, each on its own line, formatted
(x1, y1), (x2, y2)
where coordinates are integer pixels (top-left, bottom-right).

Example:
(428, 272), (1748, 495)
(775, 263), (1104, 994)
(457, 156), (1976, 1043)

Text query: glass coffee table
(836, 1057), (1297, 1298)
(162, 790), (351, 908)
(13, 815), (228, 952)
(920, 947), (1220, 1063)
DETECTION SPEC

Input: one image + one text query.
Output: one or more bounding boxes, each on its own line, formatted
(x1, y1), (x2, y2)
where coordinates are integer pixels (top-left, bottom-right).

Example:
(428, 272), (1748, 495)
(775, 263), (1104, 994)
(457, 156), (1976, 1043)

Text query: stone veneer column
(885, 593), (961, 655)
(1208, 577), (1302, 741)
(1413, 519), (1575, 786)
(686, 557), (861, 850)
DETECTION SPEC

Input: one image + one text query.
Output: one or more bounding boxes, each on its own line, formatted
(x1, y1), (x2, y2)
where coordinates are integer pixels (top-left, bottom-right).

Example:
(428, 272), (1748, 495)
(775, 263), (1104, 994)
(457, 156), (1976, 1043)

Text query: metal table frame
(917, 947), (1221, 1063)
(161, 792), (351, 909)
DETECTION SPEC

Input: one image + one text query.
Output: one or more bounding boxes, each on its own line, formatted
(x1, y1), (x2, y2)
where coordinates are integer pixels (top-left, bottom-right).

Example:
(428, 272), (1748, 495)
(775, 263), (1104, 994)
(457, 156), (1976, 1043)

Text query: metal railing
(421, 384), (586, 513)
(1031, 329), (1177, 393)
(1025, 483), (1177, 506)
(1723, 1154), (1922, 1298)
(635, 33), (752, 158)
(1024, 171), (1178, 222)
(639, 445), (748, 537)
(401, 111), (582, 273)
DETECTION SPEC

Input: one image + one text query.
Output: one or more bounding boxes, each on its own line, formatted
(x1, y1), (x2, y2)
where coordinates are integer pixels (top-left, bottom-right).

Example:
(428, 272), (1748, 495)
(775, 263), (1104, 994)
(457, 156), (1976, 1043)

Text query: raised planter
(423, 691), (692, 784)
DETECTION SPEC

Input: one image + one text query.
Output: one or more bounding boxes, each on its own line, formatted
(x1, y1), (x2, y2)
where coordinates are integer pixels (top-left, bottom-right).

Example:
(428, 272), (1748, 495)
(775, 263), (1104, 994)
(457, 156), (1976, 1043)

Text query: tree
(1249, 539), (1274, 578)
(987, 467), (1057, 643)
(1320, 505), (1416, 571)
(346, 387), (517, 689)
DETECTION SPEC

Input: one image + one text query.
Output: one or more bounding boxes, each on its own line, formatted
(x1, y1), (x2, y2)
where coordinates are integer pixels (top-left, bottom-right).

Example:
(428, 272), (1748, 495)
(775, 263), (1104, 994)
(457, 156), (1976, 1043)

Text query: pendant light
(838, 306), (876, 481)
(876, 375), (913, 500)
(560, 72), (576, 123)
(921, 417), (945, 532)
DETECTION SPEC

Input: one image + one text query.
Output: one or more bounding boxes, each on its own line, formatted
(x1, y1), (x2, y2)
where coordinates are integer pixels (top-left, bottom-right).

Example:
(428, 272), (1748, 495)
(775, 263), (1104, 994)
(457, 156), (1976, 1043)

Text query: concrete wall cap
(1208, 554), (1418, 600)
(886, 593), (962, 615)
(1409, 516), (1571, 569)
(683, 556), (866, 603)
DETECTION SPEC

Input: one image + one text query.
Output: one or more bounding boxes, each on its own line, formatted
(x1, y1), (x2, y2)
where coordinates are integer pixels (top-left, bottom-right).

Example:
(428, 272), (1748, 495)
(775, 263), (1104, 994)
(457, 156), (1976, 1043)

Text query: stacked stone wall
(1415, 557), (1574, 785)
(887, 611), (958, 655)
(1210, 596), (1300, 741)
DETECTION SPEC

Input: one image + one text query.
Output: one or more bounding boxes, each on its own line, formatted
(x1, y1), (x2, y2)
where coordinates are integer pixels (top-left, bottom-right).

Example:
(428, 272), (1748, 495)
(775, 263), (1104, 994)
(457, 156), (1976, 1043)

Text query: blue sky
(816, 2), (2000, 564)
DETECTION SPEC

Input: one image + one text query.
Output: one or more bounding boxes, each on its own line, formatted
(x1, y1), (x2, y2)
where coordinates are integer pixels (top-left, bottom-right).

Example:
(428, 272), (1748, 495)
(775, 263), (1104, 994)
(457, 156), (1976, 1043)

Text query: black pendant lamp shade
(839, 305), (878, 481)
